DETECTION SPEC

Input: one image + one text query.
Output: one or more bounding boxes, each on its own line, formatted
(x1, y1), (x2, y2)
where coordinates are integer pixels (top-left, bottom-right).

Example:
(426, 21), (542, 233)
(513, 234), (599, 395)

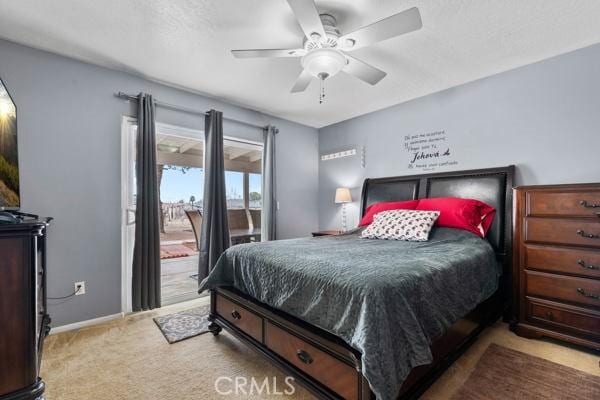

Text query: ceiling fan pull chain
(319, 78), (323, 104)
(319, 78), (325, 104)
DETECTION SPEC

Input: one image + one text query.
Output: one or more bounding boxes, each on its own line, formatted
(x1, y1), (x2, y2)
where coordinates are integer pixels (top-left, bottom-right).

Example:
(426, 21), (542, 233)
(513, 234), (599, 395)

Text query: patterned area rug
(153, 305), (211, 344)
(452, 343), (600, 400)
(160, 243), (197, 260)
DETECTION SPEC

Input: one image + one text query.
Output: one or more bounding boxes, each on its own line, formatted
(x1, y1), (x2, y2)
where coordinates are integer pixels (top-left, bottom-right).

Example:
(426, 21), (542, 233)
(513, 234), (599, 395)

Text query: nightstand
(312, 230), (343, 237)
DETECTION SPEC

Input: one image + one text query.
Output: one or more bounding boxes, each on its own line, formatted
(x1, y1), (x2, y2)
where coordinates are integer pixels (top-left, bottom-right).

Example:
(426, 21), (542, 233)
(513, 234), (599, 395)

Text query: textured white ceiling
(1, 0), (600, 128)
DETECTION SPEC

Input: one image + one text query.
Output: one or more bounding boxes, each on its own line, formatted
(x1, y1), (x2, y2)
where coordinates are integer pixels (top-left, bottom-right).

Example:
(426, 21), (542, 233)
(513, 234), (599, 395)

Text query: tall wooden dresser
(512, 184), (600, 350)
(0, 219), (51, 400)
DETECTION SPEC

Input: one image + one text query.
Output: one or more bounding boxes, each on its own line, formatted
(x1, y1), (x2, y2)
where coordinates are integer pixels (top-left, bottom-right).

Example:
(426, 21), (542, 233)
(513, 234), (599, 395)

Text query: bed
(200, 166), (515, 400)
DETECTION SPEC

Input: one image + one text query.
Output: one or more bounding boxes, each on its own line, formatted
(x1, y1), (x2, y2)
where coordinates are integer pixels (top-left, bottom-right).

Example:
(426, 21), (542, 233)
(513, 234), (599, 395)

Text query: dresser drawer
(215, 294), (263, 342)
(265, 322), (359, 400)
(527, 190), (600, 218)
(525, 270), (600, 308)
(525, 218), (600, 247)
(527, 298), (600, 338)
(524, 245), (600, 279)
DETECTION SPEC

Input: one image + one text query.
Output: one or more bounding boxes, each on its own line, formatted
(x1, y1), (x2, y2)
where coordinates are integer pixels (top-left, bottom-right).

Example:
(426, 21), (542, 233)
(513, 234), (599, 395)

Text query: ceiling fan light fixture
(231, 2), (423, 101)
(301, 48), (346, 79)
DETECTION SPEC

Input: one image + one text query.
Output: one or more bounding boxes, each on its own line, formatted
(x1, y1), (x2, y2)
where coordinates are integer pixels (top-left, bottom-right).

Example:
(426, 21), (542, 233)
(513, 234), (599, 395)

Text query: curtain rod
(115, 91), (270, 131)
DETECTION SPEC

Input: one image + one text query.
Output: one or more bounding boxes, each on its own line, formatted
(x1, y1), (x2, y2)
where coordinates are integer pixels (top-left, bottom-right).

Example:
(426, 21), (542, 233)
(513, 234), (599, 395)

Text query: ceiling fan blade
(343, 55), (387, 85)
(291, 70), (313, 93)
(231, 49), (305, 58)
(286, 0), (326, 39)
(340, 7), (422, 50)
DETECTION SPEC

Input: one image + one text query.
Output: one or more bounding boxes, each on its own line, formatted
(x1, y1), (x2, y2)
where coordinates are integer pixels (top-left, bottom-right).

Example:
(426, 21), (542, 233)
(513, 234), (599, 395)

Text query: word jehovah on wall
(403, 130), (458, 172)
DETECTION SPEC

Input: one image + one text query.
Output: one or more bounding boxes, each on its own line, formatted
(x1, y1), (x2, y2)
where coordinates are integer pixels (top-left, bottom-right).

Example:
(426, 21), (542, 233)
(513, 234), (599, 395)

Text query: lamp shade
(334, 187), (352, 204)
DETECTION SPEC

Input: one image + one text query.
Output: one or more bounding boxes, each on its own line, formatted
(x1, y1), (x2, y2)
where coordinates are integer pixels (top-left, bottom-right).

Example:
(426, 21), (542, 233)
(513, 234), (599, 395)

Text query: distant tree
(157, 165), (165, 233)
(157, 165), (193, 233)
(164, 165), (192, 174)
(249, 192), (261, 201)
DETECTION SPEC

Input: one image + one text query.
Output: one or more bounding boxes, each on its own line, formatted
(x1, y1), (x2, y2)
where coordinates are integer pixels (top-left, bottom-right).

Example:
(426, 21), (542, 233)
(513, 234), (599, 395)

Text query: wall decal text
(403, 130), (458, 171)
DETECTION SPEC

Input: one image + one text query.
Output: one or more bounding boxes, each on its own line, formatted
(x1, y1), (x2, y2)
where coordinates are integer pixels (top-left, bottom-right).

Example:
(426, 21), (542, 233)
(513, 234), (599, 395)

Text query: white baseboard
(50, 312), (124, 335)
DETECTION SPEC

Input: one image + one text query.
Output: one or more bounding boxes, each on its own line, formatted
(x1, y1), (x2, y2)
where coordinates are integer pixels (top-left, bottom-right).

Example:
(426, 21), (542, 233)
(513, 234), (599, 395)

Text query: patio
(157, 132), (263, 305)
(160, 222), (200, 305)
(161, 254), (200, 305)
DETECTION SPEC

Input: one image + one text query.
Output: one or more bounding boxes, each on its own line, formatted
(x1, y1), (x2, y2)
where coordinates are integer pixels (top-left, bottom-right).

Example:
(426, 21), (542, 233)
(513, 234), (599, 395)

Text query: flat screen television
(0, 77), (19, 210)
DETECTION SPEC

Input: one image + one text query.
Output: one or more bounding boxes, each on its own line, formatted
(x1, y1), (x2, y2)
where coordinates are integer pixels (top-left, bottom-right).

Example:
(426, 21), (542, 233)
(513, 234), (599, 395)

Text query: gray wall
(0, 39), (319, 326)
(319, 43), (600, 230)
(4, 36), (600, 327)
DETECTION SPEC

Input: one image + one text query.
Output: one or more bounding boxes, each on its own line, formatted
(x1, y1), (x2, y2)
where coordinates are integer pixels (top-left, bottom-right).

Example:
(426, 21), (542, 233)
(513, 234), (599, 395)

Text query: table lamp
(335, 187), (352, 231)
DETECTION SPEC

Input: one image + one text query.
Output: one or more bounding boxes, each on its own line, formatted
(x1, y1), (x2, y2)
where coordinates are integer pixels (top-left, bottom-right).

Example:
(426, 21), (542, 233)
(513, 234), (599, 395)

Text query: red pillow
(415, 197), (495, 237)
(359, 200), (420, 227)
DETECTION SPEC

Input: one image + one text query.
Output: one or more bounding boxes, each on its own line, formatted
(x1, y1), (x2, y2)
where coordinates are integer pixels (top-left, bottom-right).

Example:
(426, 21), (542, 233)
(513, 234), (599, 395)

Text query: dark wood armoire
(0, 219), (51, 400)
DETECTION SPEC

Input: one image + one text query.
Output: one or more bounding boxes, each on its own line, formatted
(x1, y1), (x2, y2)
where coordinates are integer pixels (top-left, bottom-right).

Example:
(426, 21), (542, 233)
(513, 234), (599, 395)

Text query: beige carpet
(42, 298), (600, 400)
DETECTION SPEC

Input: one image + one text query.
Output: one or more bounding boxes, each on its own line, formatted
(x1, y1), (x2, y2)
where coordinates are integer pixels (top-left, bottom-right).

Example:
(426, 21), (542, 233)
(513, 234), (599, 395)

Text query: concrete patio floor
(161, 254), (204, 305)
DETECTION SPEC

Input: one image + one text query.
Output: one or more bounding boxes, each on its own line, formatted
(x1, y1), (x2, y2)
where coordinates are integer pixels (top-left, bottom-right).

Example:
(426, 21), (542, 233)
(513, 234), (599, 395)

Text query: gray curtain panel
(198, 110), (230, 281)
(132, 93), (161, 311)
(261, 125), (277, 241)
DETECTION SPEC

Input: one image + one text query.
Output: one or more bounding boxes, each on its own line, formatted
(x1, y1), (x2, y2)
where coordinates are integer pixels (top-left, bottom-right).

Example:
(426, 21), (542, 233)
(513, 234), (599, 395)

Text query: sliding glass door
(156, 128), (204, 305)
(223, 139), (263, 245)
(122, 119), (205, 310)
(121, 118), (263, 311)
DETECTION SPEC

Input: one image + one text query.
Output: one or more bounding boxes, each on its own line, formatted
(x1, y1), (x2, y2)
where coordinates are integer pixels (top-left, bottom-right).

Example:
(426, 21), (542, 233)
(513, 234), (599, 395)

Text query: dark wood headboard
(360, 166), (515, 257)
(360, 166), (515, 320)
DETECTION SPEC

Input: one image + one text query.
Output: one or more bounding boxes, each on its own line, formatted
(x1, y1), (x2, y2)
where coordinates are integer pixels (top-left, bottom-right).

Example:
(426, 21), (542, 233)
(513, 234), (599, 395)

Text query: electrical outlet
(74, 281), (86, 295)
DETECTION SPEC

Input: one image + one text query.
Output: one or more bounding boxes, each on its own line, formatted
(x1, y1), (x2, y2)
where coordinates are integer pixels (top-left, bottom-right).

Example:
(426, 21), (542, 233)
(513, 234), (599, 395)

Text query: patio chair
(248, 209), (261, 230)
(184, 209), (202, 251)
(227, 209), (249, 230)
(228, 209), (252, 245)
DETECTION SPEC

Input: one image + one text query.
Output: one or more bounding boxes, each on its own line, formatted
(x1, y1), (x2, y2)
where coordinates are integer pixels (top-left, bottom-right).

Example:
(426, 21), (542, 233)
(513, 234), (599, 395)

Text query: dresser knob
(231, 310), (242, 320)
(576, 230), (600, 239)
(577, 259), (599, 270)
(576, 287), (600, 300)
(580, 200), (600, 208)
(545, 311), (554, 321)
(296, 349), (313, 365)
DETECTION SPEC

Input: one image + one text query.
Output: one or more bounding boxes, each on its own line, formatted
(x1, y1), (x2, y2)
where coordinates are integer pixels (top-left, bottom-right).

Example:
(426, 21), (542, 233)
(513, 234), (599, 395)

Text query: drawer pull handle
(580, 200), (600, 208)
(576, 288), (599, 300)
(577, 259), (599, 270)
(296, 349), (313, 365)
(545, 311), (554, 321)
(231, 310), (242, 320)
(576, 230), (600, 239)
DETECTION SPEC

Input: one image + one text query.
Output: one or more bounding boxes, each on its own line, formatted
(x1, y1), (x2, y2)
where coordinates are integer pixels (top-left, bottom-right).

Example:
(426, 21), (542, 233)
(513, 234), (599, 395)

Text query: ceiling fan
(231, 0), (422, 102)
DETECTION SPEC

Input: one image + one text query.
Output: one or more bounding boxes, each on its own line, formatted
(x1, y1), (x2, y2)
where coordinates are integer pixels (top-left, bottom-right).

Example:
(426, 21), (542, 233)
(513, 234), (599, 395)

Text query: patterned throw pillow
(361, 209), (440, 241)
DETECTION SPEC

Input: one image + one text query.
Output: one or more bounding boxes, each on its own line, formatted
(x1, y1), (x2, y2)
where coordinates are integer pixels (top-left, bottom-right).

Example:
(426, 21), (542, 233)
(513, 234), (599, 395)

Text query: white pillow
(361, 209), (440, 241)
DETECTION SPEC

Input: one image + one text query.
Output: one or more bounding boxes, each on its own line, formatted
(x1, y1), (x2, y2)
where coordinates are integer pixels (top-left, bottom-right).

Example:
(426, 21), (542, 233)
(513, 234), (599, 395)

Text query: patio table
(230, 228), (261, 245)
